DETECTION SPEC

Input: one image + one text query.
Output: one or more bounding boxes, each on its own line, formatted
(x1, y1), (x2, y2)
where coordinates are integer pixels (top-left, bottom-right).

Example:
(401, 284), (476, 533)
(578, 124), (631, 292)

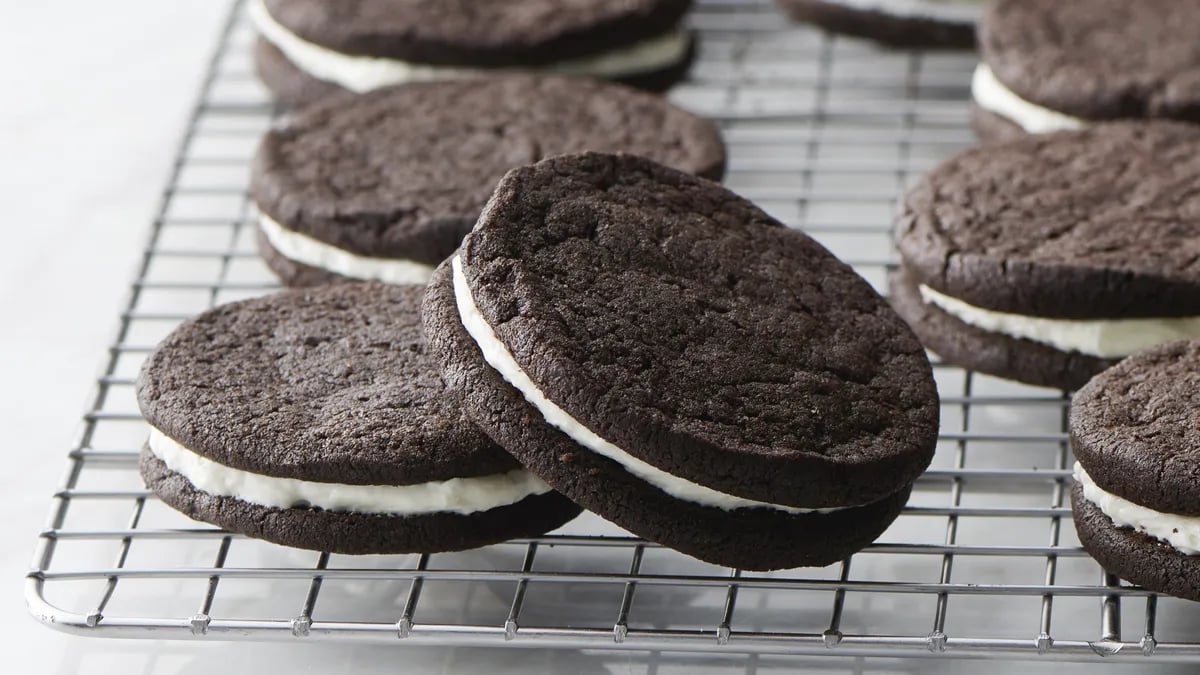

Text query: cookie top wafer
(137, 283), (521, 485)
(897, 122), (1200, 320)
(250, 76), (726, 274)
(1071, 339), (1200, 517)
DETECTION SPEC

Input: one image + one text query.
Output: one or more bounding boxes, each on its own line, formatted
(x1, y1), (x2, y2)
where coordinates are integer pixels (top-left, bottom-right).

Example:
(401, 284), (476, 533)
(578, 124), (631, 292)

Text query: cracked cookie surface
(137, 283), (522, 485)
(896, 121), (1200, 319)
(251, 76), (726, 269)
(1071, 339), (1200, 517)
(981, 0), (1200, 122)
(136, 282), (582, 553)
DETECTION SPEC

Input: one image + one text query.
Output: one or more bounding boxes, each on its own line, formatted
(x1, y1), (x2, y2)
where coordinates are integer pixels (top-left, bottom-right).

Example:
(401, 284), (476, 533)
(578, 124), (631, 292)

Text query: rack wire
(25, 0), (1200, 662)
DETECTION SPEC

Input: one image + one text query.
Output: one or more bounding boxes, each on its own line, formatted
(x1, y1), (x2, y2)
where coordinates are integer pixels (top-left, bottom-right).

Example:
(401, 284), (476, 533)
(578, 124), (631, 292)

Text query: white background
(0, 2), (1194, 673)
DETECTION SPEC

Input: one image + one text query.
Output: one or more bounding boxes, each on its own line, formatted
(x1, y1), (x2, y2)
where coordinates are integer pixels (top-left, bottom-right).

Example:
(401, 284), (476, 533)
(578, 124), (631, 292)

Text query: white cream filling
(830, 0), (981, 22)
(451, 255), (847, 515)
(250, 0), (690, 93)
(258, 213), (434, 285)
(919, 284), (1200, 359)
(971, 63), (1086, 134)
(147, 427), (552, 516)
(1075, 462), (1200, 555)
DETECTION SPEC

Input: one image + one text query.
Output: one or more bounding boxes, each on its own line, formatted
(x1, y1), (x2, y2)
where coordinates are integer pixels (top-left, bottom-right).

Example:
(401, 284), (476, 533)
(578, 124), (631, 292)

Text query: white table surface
(0, 2), (1194, 673)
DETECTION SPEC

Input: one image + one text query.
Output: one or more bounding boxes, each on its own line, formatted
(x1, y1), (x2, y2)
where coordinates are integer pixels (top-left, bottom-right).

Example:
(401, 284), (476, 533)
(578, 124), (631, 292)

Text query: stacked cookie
(892, 122), (1200, 391)
(972, 0), (1200, 142)
(251, 0), (697, 107)
(423, 153), (939, 570)
(138, 283), (582, 554)
(1070, 341), (1200, 602)
(249, 76), (726, 287)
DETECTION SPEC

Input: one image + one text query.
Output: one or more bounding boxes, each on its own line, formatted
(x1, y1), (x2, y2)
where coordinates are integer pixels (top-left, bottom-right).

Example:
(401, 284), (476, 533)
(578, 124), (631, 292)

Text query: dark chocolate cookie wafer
(889, 269), (1112, 392)
(423, 152), (939, 570)
(250, 76), (726, 288)
(137, 283), (580, 554)
(973, 0), (1200, 141)
(250, 0), (696, 106)
(776, 0), (979, 49)
(1070, 339), (1200, 601)
(893, 122), (1200, 390)
(1071, 487), (1200, 603)
(968, 103), (1026, 144)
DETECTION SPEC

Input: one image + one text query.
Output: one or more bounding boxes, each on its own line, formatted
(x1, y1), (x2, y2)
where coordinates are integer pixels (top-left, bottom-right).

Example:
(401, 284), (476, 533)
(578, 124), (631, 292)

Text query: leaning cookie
(423, 153), (939, 571)
(251, 0), (695, 107)
(776, 0), (980, 49)
(973, 0), (1200, 142)
(250, 76), (726, 288)
(892, 122), (1200, 391)
(136, 283), (580, 554)
(1070, 340), (1200, 602)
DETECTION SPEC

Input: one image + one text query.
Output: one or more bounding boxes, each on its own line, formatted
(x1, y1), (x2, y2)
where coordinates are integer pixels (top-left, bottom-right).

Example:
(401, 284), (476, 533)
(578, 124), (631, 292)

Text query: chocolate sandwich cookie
(1070, 340), (1200, 602)
(422, 152), (939, 571)
(250, 76), (726, 288)
(892, 122), (1200, 391)
(136, 283), (580, 554)
(250, 0), (695, 107)
(973, 0), (1200, 142)
(776, 0), (980, 49)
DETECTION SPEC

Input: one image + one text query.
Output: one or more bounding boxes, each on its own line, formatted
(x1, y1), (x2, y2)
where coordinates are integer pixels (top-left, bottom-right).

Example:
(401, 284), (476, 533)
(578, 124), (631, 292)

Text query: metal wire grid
(24, 0), (1200, 662)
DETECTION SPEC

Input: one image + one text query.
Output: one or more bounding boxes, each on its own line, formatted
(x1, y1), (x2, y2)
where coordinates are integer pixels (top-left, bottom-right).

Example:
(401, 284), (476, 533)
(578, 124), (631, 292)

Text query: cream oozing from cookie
(147, 427), (552, 516)
(258, 213), (435, 285)
(451, 255), (852, 515)
(829, 0), (981, 22)
(250, 0), (690, 93)
(971, 63), (1086, 134)
(1074, 462), (1200, 555)
(919, 284), (1200, 359)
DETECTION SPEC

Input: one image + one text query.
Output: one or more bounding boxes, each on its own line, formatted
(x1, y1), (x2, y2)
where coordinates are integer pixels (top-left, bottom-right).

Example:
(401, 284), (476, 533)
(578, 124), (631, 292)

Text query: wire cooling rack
(25, 0), (1200, 663)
